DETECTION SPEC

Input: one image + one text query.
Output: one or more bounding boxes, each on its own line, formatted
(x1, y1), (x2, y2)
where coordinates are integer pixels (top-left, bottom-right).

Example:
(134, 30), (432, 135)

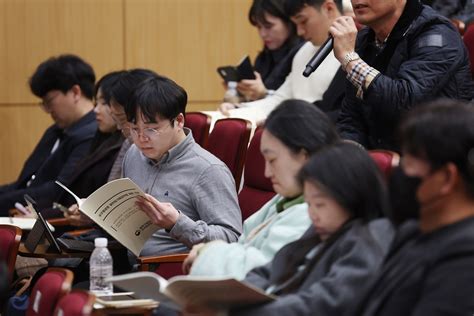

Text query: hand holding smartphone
(217, 56), (256, 83)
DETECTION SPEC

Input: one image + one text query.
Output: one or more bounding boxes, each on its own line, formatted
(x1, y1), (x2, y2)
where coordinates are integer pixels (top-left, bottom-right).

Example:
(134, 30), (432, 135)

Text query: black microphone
(302, 36), (334, 77)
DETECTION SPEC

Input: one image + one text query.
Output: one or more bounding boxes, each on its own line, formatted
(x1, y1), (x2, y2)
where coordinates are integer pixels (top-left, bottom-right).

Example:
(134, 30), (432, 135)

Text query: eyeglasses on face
(39, 92), (62, 111)
(126, 119), (175, 140)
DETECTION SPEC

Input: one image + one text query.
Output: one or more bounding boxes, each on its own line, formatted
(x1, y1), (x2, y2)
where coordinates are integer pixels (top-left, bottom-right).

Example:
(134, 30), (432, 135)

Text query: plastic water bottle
(89, 238), (113, 295)
(223, 81), (240, 104)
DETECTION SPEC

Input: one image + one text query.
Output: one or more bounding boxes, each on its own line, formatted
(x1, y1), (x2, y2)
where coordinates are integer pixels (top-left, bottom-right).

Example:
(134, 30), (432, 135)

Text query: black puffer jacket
(337, 3), (474, 150)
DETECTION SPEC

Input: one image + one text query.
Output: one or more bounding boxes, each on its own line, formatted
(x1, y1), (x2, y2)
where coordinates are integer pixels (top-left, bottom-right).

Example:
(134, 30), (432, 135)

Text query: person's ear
(322, 0), (339, 18)
(439, 163), (459, 196)
(175, 113), (185, 129)
(70, 84), (82, 103)
(298, 148), (310, 162)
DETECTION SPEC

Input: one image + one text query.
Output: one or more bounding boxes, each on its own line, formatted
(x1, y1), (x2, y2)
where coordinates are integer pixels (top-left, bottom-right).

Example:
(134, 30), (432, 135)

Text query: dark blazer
(0, 111), (97, 215)
(356, 217), (474, 316)
(231, 219), (394, 316)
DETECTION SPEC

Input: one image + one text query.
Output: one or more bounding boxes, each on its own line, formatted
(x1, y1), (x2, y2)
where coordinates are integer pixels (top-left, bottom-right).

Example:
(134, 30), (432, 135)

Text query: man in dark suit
(0, 54), (97, 215)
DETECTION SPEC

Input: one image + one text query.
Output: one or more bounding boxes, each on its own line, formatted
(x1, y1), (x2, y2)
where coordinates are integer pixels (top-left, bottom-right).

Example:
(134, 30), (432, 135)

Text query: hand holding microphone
(303, 36), (334, 77)
(303, 16), (358, 77)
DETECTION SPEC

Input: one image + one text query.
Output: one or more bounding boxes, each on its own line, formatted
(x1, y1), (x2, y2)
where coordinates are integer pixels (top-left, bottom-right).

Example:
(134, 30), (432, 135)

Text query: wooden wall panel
(0, 0), (124, 103)
(0, 0), (261, 184)
(125, 0), (261, 107)
(0, 105), (53, 182)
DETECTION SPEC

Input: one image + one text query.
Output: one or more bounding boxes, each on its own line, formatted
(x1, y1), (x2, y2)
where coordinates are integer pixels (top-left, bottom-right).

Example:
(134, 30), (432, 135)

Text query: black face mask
(388, 166), (422, 226)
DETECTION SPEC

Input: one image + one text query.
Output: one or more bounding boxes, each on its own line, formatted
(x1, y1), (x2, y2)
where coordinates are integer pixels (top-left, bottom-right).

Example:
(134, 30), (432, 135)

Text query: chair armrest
(47, 217), (70, 226)
(137, 253), (188, 264)
(46, 218), (94, 237)
(137, 253), (188, 273)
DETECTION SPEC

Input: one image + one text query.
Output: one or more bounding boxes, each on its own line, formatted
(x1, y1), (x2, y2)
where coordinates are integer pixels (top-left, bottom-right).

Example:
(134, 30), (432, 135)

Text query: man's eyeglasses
(126, 119), (174, 140)
(39, 92), (61, 111)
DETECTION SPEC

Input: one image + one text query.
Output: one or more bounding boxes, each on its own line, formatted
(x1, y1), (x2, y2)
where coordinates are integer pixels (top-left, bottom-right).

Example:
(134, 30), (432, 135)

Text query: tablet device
(37, 212), (62, 253)
(24, 211), (61, 253)
(23, 194), (62, 253)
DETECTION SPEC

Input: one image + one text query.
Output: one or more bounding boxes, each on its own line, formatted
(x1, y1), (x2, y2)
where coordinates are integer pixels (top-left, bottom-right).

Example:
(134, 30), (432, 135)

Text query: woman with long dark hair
(184, 100), (338, 279)
(230, 142), (393, 315)
(235, 0), (303, 101)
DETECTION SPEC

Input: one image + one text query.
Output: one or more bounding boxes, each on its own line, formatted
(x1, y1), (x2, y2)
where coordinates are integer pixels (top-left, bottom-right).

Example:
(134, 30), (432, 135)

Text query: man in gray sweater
(122, 75), (242, 256)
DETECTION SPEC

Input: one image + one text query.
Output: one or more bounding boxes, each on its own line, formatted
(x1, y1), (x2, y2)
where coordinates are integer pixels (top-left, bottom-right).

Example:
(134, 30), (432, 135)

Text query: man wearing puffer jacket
(331, 0), (474, 150)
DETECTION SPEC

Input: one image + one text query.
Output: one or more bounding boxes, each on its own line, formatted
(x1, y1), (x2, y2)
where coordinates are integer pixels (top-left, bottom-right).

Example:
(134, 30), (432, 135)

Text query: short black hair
(29, 54), (96, 99)
(264, 99), (339, 155)
(284, 0), (343, 17)
(400, 99), (474, 198)
(108, 68), (158, 112)
(127, 75), (188, 124)
(94, 71), (125, 105)
(249, 0), (296, 34)
(299, 142), (389, 221)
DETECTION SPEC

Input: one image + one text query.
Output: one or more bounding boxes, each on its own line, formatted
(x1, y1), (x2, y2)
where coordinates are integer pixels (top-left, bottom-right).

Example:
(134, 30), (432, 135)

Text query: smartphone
(217, 66), (240, 83)
(217, 56), (256, 82)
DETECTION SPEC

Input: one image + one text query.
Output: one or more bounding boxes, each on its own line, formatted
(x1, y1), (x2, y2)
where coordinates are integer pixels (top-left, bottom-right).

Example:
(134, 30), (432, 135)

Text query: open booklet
(107, 271), (275, 311)
(56, 178), (159, 256)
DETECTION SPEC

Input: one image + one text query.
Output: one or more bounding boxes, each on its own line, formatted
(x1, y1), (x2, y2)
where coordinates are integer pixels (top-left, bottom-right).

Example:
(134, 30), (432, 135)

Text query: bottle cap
(94, 238), (108, 247)
(227, 81), (237, 89)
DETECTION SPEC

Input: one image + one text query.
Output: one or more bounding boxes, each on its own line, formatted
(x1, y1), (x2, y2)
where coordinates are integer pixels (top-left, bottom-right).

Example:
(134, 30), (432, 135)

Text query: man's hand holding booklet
(56, 178), (159, 256)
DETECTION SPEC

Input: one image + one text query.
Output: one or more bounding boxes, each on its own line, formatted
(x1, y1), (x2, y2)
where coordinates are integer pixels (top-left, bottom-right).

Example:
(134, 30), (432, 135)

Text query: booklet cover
(56, 178), (159, 256)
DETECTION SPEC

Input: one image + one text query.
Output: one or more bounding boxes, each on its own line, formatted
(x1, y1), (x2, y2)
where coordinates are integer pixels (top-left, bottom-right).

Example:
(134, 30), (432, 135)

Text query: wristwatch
(342, 52), (360, 71)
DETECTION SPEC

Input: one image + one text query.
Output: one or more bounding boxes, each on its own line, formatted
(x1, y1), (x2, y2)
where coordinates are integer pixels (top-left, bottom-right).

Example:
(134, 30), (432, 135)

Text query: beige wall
(0, 0), (261, 183)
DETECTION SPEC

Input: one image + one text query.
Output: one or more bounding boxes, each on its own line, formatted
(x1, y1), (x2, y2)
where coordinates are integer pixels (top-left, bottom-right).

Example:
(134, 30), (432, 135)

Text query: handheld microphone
(302, 36), (334, 77)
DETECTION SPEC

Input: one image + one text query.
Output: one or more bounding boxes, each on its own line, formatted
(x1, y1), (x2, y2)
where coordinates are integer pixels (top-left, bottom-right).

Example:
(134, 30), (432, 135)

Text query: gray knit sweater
(123, 128), (242, 256)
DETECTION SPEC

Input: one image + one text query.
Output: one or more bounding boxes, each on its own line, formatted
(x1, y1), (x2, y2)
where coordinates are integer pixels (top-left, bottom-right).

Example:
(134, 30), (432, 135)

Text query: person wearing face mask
(356, 99), (474, 315)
